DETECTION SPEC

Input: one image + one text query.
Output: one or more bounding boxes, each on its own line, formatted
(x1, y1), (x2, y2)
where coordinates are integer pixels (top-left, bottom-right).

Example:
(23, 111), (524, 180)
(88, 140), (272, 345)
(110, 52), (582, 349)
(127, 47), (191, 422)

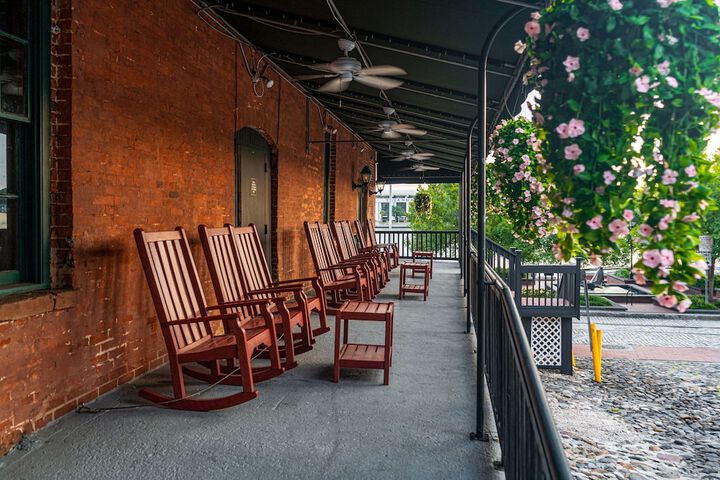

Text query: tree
(702, 157), (720, 298)
(408, 183), (459, 255)
(409, 183), (459, 231)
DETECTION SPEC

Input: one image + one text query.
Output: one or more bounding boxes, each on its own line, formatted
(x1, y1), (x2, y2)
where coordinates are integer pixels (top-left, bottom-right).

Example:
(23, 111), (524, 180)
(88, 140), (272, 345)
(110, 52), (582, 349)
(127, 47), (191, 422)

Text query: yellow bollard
(571, 351), (576, 368)
(592, 329), (603, 383)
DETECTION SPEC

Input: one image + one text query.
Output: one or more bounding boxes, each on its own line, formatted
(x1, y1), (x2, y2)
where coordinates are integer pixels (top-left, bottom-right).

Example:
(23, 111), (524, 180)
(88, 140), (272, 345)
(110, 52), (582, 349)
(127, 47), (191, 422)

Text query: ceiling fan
(295, 39), (406, 93)
(389, 148), (435, 162)
(366, 107), (427, 138)
(401, 163), (440, 172)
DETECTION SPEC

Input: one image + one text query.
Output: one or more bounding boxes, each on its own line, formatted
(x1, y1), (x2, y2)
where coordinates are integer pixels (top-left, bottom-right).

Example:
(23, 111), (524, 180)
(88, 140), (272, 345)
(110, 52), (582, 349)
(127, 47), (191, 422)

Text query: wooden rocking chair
(199, 225), (313, 369)
(134, 227), (284, 411)
(331, 220), (389, 285)
(304, 221), (370, 310)
(229, 224), (330, 337)
(317, 222), (379, 297)
(362, 218), (399, 269)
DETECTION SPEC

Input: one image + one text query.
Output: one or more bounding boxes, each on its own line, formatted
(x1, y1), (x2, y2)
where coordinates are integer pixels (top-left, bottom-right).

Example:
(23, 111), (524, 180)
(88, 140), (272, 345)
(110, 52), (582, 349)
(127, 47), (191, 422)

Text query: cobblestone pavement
(573, 315), (720, 349)
(541, 358), (720, 480)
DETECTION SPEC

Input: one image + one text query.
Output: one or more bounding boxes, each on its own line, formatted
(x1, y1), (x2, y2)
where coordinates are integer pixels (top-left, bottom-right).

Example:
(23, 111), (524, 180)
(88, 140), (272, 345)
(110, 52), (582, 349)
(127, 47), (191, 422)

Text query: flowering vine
(488, 117), (552, 241)
(522, 0), (720, 310)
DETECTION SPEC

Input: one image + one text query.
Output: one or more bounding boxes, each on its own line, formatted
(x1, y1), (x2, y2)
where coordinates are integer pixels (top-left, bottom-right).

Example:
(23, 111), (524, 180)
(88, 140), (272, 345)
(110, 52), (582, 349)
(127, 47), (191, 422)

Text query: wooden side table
(412, 251), (434, 278)
(334, 301), (394, 385)
(399, 262), (430, 301)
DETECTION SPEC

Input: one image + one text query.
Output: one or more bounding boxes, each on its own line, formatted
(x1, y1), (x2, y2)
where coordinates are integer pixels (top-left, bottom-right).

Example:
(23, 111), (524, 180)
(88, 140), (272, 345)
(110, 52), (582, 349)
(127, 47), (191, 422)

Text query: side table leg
(334, 316), (342, 383)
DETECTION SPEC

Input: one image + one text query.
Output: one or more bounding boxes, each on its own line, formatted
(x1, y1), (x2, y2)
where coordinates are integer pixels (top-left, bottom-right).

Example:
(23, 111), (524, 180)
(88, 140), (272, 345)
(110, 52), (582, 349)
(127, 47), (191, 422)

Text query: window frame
(0, 0), (51, 294)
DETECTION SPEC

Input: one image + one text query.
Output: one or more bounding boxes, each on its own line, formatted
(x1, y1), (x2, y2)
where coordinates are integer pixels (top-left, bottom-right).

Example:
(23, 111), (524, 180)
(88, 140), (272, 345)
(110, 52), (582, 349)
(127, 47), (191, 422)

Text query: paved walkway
(0, 262), (501, 480)
(572, 314), (720, 362)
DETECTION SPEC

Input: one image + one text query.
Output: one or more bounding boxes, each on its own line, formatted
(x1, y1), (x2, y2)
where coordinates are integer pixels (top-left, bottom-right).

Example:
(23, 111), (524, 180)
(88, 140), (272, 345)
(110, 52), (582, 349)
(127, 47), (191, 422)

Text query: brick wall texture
(0, 0), (376, 454)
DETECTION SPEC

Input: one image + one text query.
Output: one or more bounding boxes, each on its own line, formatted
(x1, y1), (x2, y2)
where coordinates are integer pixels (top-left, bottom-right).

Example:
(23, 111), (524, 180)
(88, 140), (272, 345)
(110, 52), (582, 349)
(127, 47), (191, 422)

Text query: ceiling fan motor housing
(337, 38), (357, 53)
(330, 56), (362, 74)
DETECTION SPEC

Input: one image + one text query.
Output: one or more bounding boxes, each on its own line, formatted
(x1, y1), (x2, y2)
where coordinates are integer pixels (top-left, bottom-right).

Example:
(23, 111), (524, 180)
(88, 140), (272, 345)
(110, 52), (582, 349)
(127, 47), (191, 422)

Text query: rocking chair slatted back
(318, 223), (344, 266)
(230, 225), (273, 296)
(330, 221), (354, 261)
(304, 222), (337, 284)
(354, 219), (369, 249)
(340, 221), (360, 256)
(198, 225), (254, 317)
(134, 228), (210, 352)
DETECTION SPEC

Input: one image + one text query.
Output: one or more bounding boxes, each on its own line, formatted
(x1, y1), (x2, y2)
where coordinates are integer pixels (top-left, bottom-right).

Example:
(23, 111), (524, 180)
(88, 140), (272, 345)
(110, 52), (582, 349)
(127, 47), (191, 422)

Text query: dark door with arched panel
(235, 128), (272, 268)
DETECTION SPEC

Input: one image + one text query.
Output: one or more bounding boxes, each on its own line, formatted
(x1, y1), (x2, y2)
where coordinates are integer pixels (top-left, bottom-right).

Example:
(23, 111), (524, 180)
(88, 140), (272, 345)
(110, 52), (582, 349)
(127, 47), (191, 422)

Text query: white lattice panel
(530, 316), (562, 367)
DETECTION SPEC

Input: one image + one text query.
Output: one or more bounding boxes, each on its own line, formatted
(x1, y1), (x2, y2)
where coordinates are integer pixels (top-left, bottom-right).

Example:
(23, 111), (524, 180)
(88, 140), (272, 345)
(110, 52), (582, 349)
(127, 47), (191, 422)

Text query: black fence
(469, 249), (572, 479)
(375, 230), (459, 260)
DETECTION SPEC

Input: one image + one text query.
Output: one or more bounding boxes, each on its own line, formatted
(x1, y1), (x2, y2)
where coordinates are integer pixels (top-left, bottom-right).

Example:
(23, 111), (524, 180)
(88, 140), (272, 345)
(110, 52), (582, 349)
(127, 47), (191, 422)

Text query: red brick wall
(0, 0), (375, 455)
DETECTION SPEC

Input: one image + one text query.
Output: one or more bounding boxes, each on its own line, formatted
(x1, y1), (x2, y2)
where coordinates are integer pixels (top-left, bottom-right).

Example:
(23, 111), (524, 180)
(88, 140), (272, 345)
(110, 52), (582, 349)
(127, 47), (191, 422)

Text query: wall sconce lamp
(353, 165), (385, 195)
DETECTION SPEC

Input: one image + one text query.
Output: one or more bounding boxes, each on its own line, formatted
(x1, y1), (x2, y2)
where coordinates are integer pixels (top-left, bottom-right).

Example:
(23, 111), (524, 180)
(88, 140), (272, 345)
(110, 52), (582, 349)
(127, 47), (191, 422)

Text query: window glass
(0, 0), (27, 38)
(0, 120), (18, 274)
(0, 37), (26, 117)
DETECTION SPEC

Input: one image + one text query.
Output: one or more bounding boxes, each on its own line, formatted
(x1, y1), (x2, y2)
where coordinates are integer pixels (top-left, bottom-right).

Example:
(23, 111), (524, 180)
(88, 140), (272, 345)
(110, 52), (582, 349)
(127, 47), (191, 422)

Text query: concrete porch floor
(1, 262), (501, 480)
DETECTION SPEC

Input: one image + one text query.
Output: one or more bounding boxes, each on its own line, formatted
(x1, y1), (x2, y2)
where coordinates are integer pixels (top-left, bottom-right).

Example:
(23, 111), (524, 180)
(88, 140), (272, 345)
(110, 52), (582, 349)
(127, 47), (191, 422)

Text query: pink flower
(685, 165), (697, 177)
(556, 123), (569, 139)
(623, 209), (634, 222)
(586, 215), (603, 230)
(677, 299), (691, 313)
(691, 259), (708, 271)
(629, 66), (643, 77)
(567, 119), (585, 138)
(514, 41), (527, 54)
(608, 0), (623, 10)
(697, 88), (720, 108)
(638, 224), (653, 237)
(512, 138), (520, 145)
(635, 75), (651, 93)
(563, 56), (580, 73)
(576, 27), (590, 42)
(659, 199), (680, 212)
(657, 60), (671, 76)
(658, 215), (672, 230)
(573, 164), (585, 175)
(666, 76), (678, 88)
(642, 249), (661, 268)
(682, 213), (700, 223)
(657, 294), (678, 309)
(567, 73), (575, 83)
(673, 281), (689, 293)
(662, 169), (678, 185)
(564, 144), (582, 160)
(659, 249), (675, 266)
(603, 170), (616, 185)
(524, 20), (541, 40)
(608, 219), (629, 236)
(657, 0), (678, 7)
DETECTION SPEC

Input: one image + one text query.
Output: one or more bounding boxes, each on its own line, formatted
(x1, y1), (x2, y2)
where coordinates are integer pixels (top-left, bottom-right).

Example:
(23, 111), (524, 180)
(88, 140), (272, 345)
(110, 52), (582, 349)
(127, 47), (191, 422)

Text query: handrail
(485, 263), (572, 479)
(468, 244), (571, 479)
(374, 229), (460, 260)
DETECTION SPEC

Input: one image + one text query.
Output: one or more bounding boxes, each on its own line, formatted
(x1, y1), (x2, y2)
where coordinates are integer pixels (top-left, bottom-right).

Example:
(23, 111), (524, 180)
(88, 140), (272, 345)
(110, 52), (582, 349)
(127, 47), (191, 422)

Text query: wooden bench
(399, 262), (430, 301)
(334, 301), (394, 385)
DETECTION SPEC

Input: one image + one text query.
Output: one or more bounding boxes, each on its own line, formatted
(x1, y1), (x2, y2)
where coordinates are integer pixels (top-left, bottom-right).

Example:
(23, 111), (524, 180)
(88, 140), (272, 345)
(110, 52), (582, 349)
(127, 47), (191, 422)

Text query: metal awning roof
(202, 0), (540, 183)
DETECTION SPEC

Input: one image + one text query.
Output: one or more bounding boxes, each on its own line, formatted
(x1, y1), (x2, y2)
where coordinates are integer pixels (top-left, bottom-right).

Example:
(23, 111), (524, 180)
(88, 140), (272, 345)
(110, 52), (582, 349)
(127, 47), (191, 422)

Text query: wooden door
(235, 128), (272, 267)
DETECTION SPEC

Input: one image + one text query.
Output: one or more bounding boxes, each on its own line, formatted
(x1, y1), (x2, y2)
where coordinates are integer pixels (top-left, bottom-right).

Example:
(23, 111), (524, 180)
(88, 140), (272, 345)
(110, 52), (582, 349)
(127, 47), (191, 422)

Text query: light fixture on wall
(353, 165), (385, 195)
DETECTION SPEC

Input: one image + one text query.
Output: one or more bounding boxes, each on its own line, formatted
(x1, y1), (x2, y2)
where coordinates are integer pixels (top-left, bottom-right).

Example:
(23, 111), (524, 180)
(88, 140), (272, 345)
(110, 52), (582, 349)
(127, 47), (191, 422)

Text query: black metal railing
(486, 238), (520, 292)
(375, 230), (459, 260)
(469, 248), (571, 479)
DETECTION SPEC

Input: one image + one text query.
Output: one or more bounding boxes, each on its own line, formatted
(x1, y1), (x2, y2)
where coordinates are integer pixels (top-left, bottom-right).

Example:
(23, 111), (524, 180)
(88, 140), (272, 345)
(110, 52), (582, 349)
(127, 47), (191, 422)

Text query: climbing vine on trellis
(520, 0), (720, 310)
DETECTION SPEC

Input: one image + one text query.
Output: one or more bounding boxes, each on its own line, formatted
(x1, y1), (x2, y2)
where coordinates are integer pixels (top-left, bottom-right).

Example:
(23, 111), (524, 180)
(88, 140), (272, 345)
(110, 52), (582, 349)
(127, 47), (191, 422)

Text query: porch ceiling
(205, 0), (539, 183)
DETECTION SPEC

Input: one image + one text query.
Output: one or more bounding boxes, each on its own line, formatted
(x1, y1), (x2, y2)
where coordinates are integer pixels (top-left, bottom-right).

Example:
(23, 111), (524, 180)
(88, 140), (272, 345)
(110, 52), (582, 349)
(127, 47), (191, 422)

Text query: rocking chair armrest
(248, 285), (302, 296)
(318, 265), (360, 273)
(164, 313), (241, 327)
(271, 276), (318, 285)
(206, 298), (277, 311)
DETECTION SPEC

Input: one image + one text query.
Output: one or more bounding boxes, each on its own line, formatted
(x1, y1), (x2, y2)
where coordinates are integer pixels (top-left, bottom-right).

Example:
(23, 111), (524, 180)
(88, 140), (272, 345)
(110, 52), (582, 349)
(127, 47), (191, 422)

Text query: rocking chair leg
(237, 340), (255, 395)
(170, 359), (186, 399)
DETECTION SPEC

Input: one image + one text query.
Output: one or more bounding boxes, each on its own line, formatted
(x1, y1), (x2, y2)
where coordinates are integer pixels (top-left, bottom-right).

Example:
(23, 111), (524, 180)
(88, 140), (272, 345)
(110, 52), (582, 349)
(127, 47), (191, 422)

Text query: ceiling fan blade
(308, 63), (336, 73)
(358, 65), (407, 76)
(353, 75), (404, 90)
(415, 165), (440, 171)
(317, 77), (350, 93)
(295, 74), (337, 81)
(399, 166), (416, 171)
(411, 153), (435, 159)
(381, 130), (402, 139)
(395, 127), (427, 136)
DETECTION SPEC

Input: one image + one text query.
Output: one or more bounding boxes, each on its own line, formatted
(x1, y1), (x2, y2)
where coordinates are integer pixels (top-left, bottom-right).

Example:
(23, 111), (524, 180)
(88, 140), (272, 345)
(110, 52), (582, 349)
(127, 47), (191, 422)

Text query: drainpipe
(473, 5), (527, 441)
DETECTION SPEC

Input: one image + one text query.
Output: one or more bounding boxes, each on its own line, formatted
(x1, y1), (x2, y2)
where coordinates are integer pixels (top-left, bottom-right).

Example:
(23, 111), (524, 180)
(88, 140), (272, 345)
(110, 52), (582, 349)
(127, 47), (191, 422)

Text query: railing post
(513, 248), (523, 309)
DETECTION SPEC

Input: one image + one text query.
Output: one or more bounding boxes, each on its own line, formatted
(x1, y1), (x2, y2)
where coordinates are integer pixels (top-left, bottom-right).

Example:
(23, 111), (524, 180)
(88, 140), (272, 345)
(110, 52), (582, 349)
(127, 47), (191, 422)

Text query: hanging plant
(488, 117), (552, 241)
(414, 190), (433, 217)
(523, 0), (720, 310)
